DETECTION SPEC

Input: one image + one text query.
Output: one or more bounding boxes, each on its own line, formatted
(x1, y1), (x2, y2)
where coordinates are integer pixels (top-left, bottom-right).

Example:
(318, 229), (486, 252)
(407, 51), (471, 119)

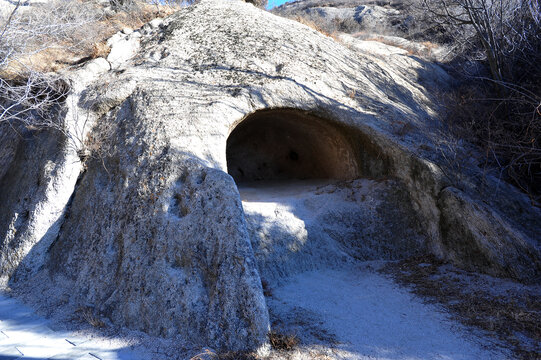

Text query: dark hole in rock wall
(226, 109), (362, 183)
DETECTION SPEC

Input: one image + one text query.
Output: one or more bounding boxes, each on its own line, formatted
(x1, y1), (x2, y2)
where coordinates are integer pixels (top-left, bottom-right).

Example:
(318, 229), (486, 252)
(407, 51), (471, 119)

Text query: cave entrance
(226, 108), (424, 287)
(226, 109), (360, 183)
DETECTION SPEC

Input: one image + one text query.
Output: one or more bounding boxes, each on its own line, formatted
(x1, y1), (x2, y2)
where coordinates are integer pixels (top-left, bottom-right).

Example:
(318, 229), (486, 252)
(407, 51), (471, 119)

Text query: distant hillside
(272, 0), (421, 36)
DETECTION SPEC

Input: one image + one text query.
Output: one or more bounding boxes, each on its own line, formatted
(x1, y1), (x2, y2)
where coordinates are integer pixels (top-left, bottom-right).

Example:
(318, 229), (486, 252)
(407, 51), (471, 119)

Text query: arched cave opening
(226, 109), (361, 183)
(225, 108), (425, 290)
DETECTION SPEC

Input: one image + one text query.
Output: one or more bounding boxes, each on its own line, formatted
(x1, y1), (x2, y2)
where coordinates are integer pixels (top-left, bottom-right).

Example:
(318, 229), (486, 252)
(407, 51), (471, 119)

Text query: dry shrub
(80, 105), (118, 168)
(0, 1), (102, 75)
(75, 306), (106, 328)
(0, 0), (182, 130)
(0, 0), (179, 76)
(441, 82), (541, 204)
(268, 330), (298, 351)
(294, 16), (340, 41)
(0, 72), (70, 130)
(419, 0), (541, 203)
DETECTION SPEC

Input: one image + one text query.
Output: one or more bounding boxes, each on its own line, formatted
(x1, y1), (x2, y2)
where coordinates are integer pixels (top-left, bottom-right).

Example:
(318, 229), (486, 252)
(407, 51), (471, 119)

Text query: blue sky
(267, 0), (292, 9)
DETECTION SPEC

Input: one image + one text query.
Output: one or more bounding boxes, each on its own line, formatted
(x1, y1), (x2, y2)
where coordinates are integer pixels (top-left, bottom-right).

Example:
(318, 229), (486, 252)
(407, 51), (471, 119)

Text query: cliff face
(0, 0), (539, 351)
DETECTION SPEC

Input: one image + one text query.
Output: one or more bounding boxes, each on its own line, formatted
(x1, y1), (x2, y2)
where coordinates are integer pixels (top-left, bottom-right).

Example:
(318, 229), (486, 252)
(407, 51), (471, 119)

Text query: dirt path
(240, 180), (511, 359)
(266, 266), (509, 359)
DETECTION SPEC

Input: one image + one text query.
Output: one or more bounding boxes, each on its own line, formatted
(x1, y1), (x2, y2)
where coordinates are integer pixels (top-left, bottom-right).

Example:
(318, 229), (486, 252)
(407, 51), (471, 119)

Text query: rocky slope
(272, 0), (449, 61)
(272, 0), (414, 35)
(0, 0), (539, 353)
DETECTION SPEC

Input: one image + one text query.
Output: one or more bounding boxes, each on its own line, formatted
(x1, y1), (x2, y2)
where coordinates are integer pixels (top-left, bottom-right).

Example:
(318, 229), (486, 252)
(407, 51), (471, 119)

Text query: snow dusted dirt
(0, 179), (530, 359)
(0, 265), (513, 360)
(240, 180), (512, 359)
(240, 179), (427, 286)
(265, 266), (509, 359)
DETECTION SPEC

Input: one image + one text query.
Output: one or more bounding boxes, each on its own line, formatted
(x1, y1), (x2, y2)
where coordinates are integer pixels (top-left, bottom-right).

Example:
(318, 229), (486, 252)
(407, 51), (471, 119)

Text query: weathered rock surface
(0, 0), (540, 352)
(0, 123), (19, 182)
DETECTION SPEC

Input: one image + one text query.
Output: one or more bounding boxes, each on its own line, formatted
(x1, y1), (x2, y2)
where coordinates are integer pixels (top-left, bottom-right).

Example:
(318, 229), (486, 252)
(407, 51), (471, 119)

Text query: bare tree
(0, 0), (107, 132)
(0, 73), (69, 130)
(422, 0), (541, 200)
(421, 0), (541, 85)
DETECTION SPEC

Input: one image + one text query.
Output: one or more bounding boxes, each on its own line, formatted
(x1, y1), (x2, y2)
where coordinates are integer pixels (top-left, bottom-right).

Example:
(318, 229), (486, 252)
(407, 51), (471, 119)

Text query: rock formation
(0, 0), (539, 352)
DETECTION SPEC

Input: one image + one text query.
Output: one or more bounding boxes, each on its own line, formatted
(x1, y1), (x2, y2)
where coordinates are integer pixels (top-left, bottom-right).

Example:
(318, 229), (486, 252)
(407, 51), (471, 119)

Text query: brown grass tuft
(91, 42), (111, 59)
(75, 306), (106, 328)
(268, 330), (299, 351)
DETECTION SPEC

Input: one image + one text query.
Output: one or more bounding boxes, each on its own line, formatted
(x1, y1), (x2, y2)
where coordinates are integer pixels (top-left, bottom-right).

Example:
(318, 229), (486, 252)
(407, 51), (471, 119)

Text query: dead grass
(106, 2), (177, 32)
(268, 330), (299, 351)
(381, 256), (541, 359)
(3, 1), (178, 77)
(75, 306), (106, 328)
(294, 16), (341, 42)
(15, 42), (108, 74)
(90, 41), (112, 60)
